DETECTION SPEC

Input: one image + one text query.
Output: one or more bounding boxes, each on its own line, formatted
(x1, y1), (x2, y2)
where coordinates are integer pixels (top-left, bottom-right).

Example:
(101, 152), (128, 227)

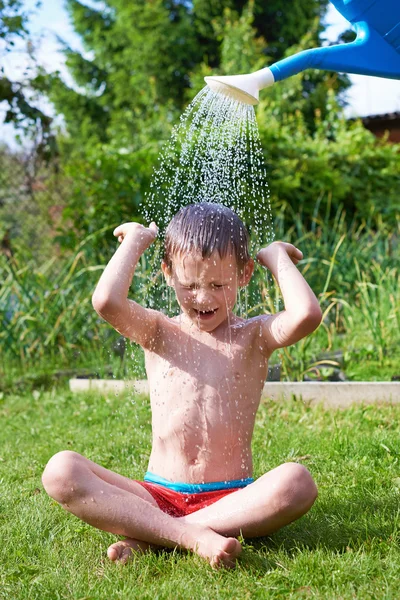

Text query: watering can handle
(269, 22), (400, 81)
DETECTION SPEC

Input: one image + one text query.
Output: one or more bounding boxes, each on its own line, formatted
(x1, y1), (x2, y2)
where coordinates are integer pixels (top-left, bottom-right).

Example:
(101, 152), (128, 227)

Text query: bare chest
(148, 334), (262, 391)
(145, 324), (268, 420)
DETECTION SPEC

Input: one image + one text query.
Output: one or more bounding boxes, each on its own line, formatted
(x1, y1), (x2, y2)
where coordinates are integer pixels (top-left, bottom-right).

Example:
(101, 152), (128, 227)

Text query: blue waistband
(144, 471), (254, 494)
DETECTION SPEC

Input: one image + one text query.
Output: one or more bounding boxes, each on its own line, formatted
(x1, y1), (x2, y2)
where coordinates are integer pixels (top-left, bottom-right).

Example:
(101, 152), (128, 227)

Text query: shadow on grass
(245, 492), (400, 558)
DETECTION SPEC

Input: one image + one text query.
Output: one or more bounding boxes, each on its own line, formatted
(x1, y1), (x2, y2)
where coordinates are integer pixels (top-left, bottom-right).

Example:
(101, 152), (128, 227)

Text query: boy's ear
(161, 260), (173, 287)
(239, 259), (254, 287)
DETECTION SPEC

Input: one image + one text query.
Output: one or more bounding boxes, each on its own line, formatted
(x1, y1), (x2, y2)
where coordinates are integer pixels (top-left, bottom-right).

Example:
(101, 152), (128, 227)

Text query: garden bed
(69, 379), (400, 407)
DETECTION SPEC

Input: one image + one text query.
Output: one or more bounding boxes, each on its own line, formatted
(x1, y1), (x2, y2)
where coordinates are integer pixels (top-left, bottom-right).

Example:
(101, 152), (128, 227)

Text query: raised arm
(256, 241), (322, 356)
(92, 221), (160, 348)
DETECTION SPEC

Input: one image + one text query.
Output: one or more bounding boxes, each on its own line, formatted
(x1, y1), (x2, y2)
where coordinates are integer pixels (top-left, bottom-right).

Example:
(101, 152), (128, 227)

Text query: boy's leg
(42, 451), (241, 568)
(180, 462), (318, 537)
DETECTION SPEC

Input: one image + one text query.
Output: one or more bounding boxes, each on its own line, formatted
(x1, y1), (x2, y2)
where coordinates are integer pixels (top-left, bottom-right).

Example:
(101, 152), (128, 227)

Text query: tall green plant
(0, 231), (107, 364)
(249, 206), (399, 380)
(344, 261), (400, 365)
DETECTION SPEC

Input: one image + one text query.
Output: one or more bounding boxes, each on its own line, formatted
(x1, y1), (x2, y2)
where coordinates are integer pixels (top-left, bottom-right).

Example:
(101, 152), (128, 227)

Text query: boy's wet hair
(164, 203), (250, 270)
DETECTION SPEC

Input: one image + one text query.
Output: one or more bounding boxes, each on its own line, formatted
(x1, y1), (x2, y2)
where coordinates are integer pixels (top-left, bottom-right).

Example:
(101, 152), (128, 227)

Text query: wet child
(42, 202), (321, 568)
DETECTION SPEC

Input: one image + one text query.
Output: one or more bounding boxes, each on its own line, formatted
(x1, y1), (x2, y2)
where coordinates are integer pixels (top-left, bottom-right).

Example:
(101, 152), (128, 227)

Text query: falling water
(141, 86), (275, 316)
(143, 87), (274, 246)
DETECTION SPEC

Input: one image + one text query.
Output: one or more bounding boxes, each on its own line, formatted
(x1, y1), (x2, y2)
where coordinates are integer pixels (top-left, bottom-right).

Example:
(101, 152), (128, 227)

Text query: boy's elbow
(301, 304), (322, 332)
(92, 291), (115, 315)
(92, 290), (103, 314)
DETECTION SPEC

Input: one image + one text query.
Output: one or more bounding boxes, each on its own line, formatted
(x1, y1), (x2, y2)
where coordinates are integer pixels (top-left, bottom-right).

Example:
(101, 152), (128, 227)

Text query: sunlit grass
(1, 388), (400, 599)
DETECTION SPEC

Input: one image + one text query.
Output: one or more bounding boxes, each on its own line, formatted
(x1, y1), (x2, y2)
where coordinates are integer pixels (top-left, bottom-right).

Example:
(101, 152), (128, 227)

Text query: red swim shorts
(135, 480), (241, 517)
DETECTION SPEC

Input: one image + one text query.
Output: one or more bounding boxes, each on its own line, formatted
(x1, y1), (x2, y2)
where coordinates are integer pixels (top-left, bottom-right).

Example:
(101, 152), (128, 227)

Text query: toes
(107, 539), (152, 563)
(210, 551), (236, 570)
(213, 538), (242, 569)
(222, 537), (241, 555)
(107, 541), (133, 563)
(119, 546), (135, 565)
(107, 543), (122, 562)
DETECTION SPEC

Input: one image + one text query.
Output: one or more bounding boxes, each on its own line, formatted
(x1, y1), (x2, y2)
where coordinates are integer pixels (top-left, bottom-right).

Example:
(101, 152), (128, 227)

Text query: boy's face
(162, 251), (253, 332)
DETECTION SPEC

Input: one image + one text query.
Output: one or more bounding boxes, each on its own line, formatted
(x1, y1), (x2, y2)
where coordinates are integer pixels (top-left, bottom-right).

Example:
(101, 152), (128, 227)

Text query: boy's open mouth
(193, 308), (218, 319)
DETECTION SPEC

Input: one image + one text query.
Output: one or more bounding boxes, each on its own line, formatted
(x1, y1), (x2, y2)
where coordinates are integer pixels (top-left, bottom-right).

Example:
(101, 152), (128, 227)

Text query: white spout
(204, 67), (275, 105)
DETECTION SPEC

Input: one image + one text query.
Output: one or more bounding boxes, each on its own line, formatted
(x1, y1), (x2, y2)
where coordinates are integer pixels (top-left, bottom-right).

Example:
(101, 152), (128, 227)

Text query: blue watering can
(205, 0), (400, 105)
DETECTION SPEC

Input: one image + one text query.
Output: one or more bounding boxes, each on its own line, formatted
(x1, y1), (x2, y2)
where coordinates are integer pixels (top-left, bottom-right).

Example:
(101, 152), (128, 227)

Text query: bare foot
(191, 526), (242, 569)
(107, 528), (241, 569)
(107, 538), (152, 564)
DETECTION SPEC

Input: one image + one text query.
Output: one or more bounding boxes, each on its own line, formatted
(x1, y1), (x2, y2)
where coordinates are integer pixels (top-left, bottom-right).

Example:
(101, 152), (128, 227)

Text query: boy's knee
(276, 462), (318, 514)
(285, 462), (318, 508)
(42, 450), (84, 504)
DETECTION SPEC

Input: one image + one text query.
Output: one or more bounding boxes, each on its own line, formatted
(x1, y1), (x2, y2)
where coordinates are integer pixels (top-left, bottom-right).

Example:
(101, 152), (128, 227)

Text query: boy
(42, 202), (321, 569)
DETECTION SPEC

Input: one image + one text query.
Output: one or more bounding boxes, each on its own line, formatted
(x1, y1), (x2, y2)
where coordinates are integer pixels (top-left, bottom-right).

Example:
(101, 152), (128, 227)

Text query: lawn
(1, 386), (399, 599)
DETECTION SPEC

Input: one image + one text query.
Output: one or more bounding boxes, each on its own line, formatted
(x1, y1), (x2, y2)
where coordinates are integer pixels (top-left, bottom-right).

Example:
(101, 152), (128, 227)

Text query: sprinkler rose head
(204, 76), (259, 106)
(204, 68), (275, 106)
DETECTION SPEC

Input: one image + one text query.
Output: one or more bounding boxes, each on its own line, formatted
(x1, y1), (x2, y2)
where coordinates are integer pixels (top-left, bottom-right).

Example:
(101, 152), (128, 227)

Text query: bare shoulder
(229, 314), (272, 345)
(100, 300), (177, 351)
(232, 314), (274, 356)
(141, 310), (185, 351)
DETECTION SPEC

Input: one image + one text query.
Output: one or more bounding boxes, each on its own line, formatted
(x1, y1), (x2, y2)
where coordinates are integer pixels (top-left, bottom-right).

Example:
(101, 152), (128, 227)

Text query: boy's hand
(256, 241), (303, 270)
(113, 222), (158, 251)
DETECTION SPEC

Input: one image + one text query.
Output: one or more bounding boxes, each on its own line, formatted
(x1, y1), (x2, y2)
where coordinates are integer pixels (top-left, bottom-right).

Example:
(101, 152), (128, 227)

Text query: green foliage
(0, 146), (64, 262)
(32, 0), (201, 148)
(0, 234), (107, 365)
(345, 261), (400, 365)
(192, 0), (329, 63)
(2, 203), (398, 381)
(0, 0), (56, 158)
(252, 206), (400, 380)
(55, 119), (172, 250)
(256, 90), (400, 224)
(212, 1), (269, 76)
(0, 0), (27, 40)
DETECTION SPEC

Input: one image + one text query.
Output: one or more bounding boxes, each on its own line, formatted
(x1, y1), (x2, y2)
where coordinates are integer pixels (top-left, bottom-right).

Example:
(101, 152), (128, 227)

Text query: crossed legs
(42, 451), (317, 568)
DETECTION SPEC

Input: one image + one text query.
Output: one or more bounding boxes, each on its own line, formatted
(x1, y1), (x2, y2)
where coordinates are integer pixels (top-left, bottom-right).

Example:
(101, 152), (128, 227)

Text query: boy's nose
(194, 287), (212, 306)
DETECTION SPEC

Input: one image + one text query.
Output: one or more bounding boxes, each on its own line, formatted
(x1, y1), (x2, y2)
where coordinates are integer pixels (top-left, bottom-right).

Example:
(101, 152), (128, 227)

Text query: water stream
(142, 86), (275, 317)
(144, 86), (273, 247)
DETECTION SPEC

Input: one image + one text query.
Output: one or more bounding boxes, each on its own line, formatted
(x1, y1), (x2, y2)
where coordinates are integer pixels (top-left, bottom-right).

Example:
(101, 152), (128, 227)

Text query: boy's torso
(144, 313), (269, 484)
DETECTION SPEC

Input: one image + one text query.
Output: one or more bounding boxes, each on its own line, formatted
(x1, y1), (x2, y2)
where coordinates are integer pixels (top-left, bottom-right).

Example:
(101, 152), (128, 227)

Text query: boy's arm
(92, 221), (160, 348)
(256, 241), (322, 356)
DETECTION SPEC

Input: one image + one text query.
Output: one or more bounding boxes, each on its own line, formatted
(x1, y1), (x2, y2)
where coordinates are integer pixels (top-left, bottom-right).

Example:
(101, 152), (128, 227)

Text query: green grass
(1, 387), (400, 599)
